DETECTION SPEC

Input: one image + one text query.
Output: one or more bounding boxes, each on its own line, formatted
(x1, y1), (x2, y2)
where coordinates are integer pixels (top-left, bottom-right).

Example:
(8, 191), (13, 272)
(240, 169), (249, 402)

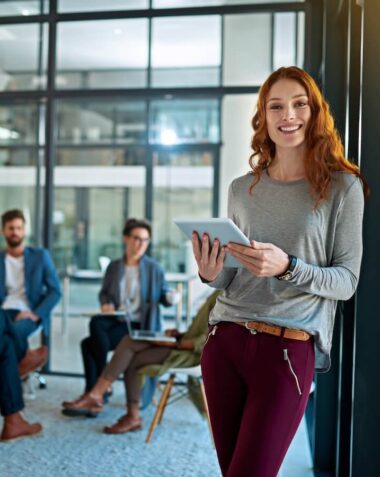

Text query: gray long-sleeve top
(207, 170), (364, 371)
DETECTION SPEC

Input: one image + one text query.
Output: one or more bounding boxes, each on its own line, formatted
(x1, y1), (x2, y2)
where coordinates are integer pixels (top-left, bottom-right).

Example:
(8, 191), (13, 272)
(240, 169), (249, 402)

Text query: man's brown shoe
(62, 393), (103, 417)
(103, 414), (142, 434)
(18, 346), (48, 379)
(1, 412), (42, 443)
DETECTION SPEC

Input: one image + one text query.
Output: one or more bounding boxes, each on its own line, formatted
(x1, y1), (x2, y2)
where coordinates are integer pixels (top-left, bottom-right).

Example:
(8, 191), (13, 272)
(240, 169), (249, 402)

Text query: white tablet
(175, 218), (250, 268)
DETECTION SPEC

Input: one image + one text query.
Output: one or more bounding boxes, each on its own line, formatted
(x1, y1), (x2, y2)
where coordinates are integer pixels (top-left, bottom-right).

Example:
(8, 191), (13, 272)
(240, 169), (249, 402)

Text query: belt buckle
(245, 322), (257, 335)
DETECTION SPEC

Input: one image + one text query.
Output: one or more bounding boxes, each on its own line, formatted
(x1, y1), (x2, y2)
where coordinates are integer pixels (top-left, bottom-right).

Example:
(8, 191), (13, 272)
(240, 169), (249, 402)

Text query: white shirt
(2, 254), (30, 311)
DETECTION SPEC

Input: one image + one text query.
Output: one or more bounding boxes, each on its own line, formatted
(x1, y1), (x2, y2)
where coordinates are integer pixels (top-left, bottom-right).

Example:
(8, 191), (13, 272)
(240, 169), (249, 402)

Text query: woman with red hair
(192, 66), (367, 477)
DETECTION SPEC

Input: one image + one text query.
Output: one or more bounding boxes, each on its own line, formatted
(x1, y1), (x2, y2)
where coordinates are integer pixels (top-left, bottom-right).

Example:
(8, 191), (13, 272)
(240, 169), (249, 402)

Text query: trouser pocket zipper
(283, 349), (302, 395)
(203, 325), (218, 348)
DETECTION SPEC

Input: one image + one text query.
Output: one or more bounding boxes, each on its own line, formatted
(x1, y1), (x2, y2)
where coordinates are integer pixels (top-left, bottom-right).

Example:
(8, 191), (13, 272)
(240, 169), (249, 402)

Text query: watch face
(281, 272), (292, 281)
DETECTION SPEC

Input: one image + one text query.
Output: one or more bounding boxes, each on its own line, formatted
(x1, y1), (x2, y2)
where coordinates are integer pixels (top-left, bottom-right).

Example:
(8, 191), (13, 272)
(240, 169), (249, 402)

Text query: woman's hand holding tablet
(175, 218), (251, 273)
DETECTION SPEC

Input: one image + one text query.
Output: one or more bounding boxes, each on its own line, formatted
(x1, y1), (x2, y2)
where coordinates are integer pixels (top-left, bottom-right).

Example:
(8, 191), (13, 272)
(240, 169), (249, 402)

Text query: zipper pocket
(283, 349), (302, 396)
(203, 325), (218, 348)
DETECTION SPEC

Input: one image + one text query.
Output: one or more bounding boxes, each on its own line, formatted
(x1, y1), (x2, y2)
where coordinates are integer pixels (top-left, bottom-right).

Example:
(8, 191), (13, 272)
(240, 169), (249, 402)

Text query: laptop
(124, 312), (177, 343)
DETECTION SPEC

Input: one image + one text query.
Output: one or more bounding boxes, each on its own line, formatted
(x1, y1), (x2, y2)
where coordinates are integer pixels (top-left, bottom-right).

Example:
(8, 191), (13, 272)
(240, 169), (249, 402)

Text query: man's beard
(6, 237), (23, 248)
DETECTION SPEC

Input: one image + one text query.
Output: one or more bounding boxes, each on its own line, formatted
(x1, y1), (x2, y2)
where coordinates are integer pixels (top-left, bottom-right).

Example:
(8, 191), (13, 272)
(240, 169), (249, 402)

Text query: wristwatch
(276, 255), (297, 281)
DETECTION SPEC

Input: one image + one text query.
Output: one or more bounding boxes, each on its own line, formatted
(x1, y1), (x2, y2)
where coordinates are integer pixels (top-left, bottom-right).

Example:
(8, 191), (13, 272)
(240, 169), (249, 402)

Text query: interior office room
(0, 0), (379, 476)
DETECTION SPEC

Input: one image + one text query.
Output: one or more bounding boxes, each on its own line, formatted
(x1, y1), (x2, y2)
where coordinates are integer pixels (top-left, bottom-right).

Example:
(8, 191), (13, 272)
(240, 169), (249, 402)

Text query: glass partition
(56, 100), (147, 145)
(151, 16), (221, 87)
(59, 0), (148, 12)
(0, 1), (48, 16)
(149, 99), (219, 144)
(0, 23), (47, 91)
(223, 13), (272, 86)
(53, 148), (146, 271)
(154, 0), (304, 6)
(273, 12), (297, 70)
(56, 19), (149, 89)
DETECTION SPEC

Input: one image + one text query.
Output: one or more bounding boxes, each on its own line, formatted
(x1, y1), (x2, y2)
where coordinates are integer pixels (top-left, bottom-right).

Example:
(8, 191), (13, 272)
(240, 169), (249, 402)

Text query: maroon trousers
(201, 322), (315, 477)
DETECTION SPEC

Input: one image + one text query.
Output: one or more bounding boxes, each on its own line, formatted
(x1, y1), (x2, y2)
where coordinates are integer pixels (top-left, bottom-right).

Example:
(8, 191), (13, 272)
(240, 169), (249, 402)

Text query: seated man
(0, 310), (44, 442)
(81, 218), (178, 395)
(62, 291), (219, 434)
(0, 209), (61, 361)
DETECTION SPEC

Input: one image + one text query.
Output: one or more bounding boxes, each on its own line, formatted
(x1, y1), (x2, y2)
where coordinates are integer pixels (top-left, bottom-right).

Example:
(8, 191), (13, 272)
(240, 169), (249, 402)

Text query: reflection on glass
(152, 16), (221, 87)
(150, 99), (219, 144)
(0, 103), (40, 145)
(56, 100), (146, 145)
(152, 150), (214, 272)
(59, 0), (148, 12)
(56, 20), (148, 89)
(0, 23), (47, 91)
(223, 14), (271, 86)
(154, 0), (304, 6)
(0, 1), (48, 16)
(273, 13), (297, 70)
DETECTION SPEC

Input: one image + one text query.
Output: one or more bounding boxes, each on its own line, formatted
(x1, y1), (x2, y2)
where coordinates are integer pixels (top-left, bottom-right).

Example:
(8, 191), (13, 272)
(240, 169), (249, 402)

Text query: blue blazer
(99, 254), (171, 332)
(0, 247), (61, 332)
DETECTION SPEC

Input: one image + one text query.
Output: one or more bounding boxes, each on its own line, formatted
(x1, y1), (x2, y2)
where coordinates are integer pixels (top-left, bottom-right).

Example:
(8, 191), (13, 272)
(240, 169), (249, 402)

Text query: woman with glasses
(78, 218), (177, 400)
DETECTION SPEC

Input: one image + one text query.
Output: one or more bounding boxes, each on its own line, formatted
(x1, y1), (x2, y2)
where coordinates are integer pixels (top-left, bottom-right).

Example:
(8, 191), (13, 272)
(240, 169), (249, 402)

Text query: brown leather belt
(236, 321), (311, 341)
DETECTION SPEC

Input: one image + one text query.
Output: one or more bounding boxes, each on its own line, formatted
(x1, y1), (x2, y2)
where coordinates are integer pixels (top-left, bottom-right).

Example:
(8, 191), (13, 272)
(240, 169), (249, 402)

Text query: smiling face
(265, 78), (311, 153)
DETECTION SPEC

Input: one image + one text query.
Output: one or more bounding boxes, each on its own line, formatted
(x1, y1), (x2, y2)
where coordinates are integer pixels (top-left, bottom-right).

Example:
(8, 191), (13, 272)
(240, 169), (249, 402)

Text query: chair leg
(158, 379), (174, 425)
(145, 374), (176, 443)
(200, 380), (214, 446)
(22, 375), (36, 401)
(37, 373), (47, 389)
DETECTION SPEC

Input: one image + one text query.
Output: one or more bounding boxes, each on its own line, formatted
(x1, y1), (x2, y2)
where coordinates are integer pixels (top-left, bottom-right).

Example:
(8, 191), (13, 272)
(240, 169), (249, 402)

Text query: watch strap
(276, 255), (297, 281)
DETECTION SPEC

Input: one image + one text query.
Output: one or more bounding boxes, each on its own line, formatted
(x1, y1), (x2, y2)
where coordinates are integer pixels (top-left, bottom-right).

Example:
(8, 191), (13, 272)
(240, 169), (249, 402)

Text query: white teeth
(279, 125), (300, 132)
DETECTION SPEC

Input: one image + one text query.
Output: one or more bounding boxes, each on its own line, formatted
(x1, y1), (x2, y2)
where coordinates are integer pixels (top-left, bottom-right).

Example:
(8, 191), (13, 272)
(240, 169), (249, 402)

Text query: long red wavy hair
(249, 66), (369, 206)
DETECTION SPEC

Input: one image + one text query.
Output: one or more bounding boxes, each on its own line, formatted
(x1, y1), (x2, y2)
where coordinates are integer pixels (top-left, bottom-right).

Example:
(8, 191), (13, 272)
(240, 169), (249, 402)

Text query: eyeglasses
(129, 235), (150, 244)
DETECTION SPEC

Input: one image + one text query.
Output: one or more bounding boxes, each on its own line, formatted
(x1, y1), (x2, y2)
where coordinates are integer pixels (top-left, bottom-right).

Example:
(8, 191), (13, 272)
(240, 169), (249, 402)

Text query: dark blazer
(0, 247), (61, 331)
(99, 254), (171, 332)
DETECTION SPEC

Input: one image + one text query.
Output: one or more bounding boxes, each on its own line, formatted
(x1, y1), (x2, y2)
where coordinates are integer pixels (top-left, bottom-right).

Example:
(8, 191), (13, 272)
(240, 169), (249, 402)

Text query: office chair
(139, 364), (212, 444)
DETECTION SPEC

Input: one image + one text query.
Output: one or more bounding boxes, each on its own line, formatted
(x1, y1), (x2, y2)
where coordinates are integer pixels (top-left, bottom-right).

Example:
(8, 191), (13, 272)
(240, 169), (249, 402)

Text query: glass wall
(56, 20), (149, 89)
(59, 0), (148, 13)
(154, 0), (304, 7)
(0, 1), (48, 16)
(152, 16), (221, 87)
(149, 99), (219, 144)
(0, 23), (48, 91)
